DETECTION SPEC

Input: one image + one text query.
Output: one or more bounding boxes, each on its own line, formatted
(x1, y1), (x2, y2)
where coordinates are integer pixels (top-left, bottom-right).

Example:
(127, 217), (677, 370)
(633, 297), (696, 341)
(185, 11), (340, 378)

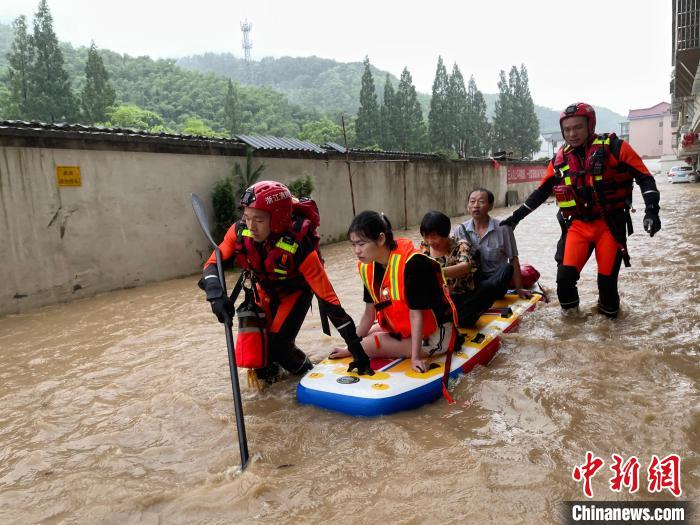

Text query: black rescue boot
(291, 355), (313, 375)
(596, 273), (620, 319)
(254, 362), (281, 384)
(556, 264), (581, 311)
(275, 343), (313, 375)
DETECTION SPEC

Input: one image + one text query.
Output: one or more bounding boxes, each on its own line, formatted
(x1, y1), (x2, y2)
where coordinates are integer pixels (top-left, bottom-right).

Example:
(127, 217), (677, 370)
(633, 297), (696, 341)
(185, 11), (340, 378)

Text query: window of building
(659, 140), (663, 145)
(659, 121), (664, 127)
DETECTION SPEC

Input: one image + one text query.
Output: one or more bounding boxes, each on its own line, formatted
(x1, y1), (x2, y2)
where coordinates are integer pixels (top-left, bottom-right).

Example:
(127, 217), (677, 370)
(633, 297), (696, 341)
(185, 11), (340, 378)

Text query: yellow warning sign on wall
(56, 166), (81, 187)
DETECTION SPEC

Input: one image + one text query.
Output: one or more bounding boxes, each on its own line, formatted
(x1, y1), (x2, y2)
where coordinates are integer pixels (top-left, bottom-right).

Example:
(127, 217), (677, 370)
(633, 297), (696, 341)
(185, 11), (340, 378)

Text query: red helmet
(560, 102), (596, 136)
(240, 180), (293, 233)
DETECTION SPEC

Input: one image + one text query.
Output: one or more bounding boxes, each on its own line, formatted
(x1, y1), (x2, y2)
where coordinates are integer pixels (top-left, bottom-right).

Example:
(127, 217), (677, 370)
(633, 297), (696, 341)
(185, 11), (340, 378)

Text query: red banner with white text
(507, 164), (547, 184)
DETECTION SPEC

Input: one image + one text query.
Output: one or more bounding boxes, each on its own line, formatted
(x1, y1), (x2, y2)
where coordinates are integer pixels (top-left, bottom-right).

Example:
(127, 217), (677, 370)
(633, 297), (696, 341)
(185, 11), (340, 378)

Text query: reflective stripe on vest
(275, 237), (298, 254)
(359, 252), (404, 302)
(241, 230), (298, 255)
(558, 199), (576, 209)
(359, 263), (378, 303)
(387, 253), (402, 301)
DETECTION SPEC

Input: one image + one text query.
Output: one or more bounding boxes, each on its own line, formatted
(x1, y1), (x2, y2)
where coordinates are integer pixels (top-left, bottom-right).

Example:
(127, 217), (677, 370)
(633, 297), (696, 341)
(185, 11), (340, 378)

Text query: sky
(0, 0), (671, 116)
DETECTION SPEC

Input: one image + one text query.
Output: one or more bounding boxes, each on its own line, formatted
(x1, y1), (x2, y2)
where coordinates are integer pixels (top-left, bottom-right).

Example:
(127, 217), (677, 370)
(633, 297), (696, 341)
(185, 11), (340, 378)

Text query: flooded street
(1, 177), (698, 524)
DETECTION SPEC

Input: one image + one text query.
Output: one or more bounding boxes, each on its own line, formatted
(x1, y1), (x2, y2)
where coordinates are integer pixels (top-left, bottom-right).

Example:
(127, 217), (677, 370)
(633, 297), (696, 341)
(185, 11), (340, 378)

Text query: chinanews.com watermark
(564, 501), (688, 524)
(561, 451), (693, 524)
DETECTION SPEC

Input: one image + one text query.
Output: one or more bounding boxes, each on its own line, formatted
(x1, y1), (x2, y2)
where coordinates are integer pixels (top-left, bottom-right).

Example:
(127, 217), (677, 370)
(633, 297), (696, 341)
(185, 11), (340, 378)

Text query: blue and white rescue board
(297, 287), (544, 416)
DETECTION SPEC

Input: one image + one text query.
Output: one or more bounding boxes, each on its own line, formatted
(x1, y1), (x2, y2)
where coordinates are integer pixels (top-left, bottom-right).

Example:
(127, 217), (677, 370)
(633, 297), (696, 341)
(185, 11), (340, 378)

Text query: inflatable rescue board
(297, 287), (543, 416)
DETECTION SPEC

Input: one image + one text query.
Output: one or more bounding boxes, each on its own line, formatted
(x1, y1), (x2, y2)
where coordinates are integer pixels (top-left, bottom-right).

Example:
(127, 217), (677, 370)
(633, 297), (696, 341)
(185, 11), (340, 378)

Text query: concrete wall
(0, 140), (540, 316)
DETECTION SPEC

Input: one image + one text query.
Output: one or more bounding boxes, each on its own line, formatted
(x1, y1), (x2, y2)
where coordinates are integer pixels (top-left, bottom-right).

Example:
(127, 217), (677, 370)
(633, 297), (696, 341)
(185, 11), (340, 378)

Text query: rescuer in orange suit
(501, 103), (661, 318)
(200, 181), (372, 382)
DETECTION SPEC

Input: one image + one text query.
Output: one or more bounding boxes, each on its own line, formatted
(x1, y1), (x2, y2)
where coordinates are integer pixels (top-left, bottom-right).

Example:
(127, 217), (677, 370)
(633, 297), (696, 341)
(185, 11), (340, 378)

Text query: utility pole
(341, 115), (356, 216)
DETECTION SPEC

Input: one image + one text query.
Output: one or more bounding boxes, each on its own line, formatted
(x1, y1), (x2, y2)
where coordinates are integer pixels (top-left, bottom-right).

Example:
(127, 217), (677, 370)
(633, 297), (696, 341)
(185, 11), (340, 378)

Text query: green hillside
(178, 52), (626, 135)
(177, 53), (432, 116)
(0, 20), (625, 139)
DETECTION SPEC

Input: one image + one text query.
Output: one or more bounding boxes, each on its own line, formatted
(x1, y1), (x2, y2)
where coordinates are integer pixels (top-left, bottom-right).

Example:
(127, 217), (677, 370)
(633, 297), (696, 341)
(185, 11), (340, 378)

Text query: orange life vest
(358, 238), (445, 339)
(552, 133), (634, 220)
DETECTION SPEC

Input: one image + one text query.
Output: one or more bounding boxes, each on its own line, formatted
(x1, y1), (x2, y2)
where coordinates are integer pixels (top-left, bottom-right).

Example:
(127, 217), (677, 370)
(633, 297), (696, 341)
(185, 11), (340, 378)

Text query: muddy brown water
(1, 178), (698, 524)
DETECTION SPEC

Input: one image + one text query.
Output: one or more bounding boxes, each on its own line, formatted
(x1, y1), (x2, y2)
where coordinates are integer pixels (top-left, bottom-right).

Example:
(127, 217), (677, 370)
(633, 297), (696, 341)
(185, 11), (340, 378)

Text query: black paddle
(191, 193), (250, 471)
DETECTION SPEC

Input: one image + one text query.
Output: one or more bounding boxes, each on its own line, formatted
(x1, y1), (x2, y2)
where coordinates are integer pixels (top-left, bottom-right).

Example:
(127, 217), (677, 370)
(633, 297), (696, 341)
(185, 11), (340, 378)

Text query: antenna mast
(241, 19), (253, 78)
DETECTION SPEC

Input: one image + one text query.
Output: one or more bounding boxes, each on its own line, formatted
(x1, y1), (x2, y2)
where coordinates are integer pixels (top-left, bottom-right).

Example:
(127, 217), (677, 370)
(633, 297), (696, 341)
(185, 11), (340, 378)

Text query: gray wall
(0, 143), (539, 315)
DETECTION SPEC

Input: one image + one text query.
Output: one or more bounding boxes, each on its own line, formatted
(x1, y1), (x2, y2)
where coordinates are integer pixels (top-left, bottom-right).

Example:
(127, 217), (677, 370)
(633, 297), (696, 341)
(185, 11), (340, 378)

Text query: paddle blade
(191, 193), (216, 247)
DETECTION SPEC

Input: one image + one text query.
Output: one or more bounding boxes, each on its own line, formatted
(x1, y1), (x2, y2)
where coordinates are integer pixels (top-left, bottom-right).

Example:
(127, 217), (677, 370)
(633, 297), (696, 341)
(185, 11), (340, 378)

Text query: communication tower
(241, 20), (252, 64)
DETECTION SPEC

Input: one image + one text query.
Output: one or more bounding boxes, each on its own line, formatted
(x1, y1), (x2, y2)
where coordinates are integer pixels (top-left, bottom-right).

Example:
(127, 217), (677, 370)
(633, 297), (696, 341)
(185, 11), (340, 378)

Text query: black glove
(643, 211), (661, 237)
(500, 215), (519, 230)
(347, 339), (374, 376)
(210, 296), (234, 324)
(501, 204), (532, 231)
(201, 273), (233, 324)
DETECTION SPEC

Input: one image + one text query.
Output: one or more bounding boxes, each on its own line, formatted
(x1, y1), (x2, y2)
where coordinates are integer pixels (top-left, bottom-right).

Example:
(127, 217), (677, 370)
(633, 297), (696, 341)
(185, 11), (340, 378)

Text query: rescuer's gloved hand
(201, 274), (233, 324)
(643, 210), (661, 238)
(500, 204), (530, 231)
(347, 340), (374, 376)
(210, 296), (234, 324)
(500, 215), (519, 230)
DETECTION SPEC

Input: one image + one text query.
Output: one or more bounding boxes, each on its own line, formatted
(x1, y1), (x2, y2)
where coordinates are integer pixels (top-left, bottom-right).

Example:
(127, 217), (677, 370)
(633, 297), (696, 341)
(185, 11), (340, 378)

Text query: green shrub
(211, 177), (238, 244)
(287, 175), (314, 199)
(434, 148), (459, 160)
(211, 147), (265, 243)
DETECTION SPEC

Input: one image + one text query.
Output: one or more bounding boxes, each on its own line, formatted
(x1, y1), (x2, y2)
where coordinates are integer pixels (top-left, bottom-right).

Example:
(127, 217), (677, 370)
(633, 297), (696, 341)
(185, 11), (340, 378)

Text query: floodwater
(1, 177), (698, 524)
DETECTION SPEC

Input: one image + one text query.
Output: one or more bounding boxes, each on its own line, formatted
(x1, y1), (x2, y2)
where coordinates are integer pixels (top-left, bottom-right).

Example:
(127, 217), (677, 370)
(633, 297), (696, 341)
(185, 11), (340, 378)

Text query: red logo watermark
(572, 452), (681, 498)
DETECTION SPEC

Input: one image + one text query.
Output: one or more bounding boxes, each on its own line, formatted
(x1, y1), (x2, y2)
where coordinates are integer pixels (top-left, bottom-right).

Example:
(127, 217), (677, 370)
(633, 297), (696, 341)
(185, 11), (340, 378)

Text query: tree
(394, 67), (427, 152)
(298, 116), (344, 145)
(27, 0), (77, 122)
(80, 42), (116, 123)
(5, 15), (33, 119)
(380, 74), (397, 150)
(181, 116), (218, 137)
(465, 75), (491, 156)
(445, 62), (467, 155)
(0, 84), (12, 119)
(492, 69), (514, 155)
(492, 65), (540, 158)
(428, 56), (450, 150)
(355, 56), (381, 147)
(233, 147), (265, 195)
(511, 64), (540, 158)
(223, 79), (240, 136)
(105, 104), (165, 130)
(211, 176), (238, 244)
